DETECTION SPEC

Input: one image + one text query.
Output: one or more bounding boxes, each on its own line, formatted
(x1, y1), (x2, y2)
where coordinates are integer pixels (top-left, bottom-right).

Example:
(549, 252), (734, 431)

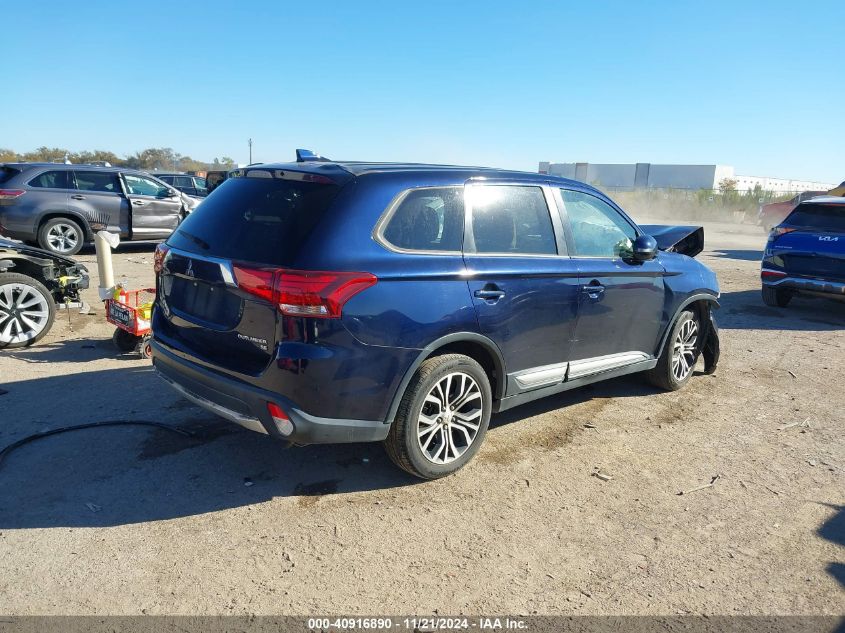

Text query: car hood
(639, 225), (704, 258)
(0, 237), (83, 267)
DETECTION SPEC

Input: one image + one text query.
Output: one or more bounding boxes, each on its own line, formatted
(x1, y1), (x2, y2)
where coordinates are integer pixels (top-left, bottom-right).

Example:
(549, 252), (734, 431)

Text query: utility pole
(248, 138), (253, 164)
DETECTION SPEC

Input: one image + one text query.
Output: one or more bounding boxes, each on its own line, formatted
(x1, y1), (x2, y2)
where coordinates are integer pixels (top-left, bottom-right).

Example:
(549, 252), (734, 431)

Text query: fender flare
(655, 293), (720, 358)
(384, 332), (506, 424)
(37, 211), (95, 241)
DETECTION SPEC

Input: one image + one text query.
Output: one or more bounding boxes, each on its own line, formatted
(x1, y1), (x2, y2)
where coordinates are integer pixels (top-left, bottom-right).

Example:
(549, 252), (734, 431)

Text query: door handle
(132, 200), (145, 206)
(474, 289), (505, 300)
(71, 194), (85, 200)
(581, 283), (605, 298)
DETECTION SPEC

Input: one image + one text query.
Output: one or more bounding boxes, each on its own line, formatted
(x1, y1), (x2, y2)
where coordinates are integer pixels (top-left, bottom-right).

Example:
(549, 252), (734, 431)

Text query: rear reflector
(267, 402), (294, 436)
(233, 266), (377, 319)
(0, 189), (25, 200)
(761, 268), (787, 280)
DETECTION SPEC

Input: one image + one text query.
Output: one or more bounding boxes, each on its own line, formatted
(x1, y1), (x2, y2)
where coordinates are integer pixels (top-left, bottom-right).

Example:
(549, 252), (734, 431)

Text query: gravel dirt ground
(0, 219), (842, 616)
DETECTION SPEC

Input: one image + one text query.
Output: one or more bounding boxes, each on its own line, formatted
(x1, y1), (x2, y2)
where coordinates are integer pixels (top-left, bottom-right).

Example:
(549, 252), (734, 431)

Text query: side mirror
(165, 190), (179, 198)
(632, 234), (658, 261)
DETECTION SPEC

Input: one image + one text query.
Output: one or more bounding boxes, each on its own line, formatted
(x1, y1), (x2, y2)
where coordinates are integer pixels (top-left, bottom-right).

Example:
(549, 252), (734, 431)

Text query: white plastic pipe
(94, 230), (120, 300)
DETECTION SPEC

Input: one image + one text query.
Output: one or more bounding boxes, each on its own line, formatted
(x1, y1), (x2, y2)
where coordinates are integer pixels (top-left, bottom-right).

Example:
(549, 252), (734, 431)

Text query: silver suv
(0, 163), (198, 255)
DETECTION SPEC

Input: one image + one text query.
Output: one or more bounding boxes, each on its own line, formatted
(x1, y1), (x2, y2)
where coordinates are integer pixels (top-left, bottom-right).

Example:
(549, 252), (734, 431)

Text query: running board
(496, 359), (657, 413)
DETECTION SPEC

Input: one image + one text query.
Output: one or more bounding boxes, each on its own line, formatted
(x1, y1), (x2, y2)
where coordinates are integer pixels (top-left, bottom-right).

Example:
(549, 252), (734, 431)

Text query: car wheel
(647, 309), (699, 391)
(0, 272), (56, 349)
(38, 217), (84, 256)
(384, 353), (492, 480)
(112, 327), (139, 353)
(137, 334), (153, 359)
(761, 285), (792, 307)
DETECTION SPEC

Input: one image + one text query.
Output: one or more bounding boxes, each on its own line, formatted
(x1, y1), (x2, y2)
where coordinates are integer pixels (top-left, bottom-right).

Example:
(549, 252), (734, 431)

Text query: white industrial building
(538, 162), (836, 193)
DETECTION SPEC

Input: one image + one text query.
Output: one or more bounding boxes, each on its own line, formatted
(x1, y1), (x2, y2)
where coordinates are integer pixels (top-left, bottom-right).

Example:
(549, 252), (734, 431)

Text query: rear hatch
(774, 201), (845, 281)
(155, 167), (346, 375)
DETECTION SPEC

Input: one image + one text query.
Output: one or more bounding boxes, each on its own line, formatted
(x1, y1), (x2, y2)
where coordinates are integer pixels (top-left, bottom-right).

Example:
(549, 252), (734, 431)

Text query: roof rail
(296, 149), (330, 163)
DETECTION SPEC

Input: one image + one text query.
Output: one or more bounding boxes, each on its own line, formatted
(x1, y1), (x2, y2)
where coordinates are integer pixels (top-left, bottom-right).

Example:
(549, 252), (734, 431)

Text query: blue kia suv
(151, 151), (720, 479)
(761, 196), (845, 307)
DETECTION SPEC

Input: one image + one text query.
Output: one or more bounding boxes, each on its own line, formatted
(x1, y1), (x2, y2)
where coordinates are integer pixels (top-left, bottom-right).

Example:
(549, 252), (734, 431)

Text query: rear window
(167, 175), (341, 266)
(785, 203), (845, 232)
(0, 166), (21, 184)
(381, 187), (464, 252)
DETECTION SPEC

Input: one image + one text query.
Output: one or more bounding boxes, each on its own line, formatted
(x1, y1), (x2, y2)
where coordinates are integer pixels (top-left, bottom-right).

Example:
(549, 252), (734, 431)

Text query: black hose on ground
(0, 420), (195, 471)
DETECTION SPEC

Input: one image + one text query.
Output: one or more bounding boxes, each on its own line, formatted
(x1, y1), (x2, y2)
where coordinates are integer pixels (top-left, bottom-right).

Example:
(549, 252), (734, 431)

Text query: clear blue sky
(2, 0), (842, 182)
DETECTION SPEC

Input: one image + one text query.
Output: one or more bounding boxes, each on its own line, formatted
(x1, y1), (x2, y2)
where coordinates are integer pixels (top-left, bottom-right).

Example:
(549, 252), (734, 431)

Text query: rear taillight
(761, 268), (787, 280)
(154, 243), (171, 274)
(233, 266), (377, 318)
(769, 226), (796, 240)
(0, 189), (25, 200)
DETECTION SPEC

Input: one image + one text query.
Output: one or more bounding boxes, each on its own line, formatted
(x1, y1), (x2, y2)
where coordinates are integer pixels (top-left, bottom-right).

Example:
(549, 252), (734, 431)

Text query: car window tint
(561, 189), (636, 258)
(74, 171), (122, 193)
(0, 167), (21, 184)
(193, 177), (207, 189)
(382, 187), (465, 252)
(469, 185), (556, 255)
(29, 170), (70, 189)
(175, 176), (193, 188)
(124, 174), (169, 197)
(786, 203), (845, 232)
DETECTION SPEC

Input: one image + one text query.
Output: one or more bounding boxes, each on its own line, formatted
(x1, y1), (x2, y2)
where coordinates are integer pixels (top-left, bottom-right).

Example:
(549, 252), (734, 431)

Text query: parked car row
(0, 163), (200, 255)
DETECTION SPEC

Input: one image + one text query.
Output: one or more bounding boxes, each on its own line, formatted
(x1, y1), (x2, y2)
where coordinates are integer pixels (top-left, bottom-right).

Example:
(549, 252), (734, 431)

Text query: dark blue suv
(761, 196), (845, 307)
(151, 153), (720, 479)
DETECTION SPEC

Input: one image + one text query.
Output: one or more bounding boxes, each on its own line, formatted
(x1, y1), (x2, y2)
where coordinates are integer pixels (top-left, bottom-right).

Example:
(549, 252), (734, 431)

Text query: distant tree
(718, 178), (738, 194)
(21, 147), (71, 163)
(219, 156), (235, 166)
(127, 147), (181, 171)
(75, 150), (123, 166)
(0, 148), (18, 162)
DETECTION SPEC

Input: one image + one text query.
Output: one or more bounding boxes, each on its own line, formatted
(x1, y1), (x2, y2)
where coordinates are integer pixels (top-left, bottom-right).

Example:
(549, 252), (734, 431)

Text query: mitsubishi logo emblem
(185, 260), (194, 277)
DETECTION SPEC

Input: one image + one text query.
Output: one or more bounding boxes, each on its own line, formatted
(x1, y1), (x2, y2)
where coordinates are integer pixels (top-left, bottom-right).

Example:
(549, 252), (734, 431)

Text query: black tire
(0, 272), (56, 349)
(112, 327), (139, 352)
(137, 334), (153, 359)
(761, 285), (792, 307)
(38, 217), (85, 256)
(646, 310), (699, 391)
(384, 353), (492, 480)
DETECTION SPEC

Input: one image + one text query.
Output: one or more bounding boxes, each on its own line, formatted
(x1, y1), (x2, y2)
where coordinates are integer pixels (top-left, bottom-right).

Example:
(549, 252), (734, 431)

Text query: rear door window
(467, 185), (557, 255)
(74, 171), (122, 193)
(380, 187), (464, 252)
(786, 203), (845, 232)
(166, 173), (341, 266)
(29, 170), (71, 189)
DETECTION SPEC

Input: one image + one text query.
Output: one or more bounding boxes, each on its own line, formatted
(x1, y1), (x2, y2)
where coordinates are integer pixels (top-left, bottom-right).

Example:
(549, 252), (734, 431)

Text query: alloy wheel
(671, 318), (698, 381)
(46, 222), (80, 254)
(0, 283), (51, 345)
(417, 371), (483, 464)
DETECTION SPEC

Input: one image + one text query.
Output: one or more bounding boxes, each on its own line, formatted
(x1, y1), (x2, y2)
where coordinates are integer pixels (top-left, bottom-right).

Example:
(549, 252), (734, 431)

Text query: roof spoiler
(296, 149), (331, 163)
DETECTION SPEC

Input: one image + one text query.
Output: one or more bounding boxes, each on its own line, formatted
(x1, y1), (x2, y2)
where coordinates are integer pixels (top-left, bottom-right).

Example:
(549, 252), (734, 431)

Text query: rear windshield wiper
(177, 229), (210, 251)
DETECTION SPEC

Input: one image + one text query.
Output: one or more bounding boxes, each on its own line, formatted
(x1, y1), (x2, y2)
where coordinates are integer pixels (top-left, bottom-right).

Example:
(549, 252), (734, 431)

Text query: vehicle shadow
(817, 503), (845, 589)
(77, 241), (162, 256)
(707, 248), (764, 262)
(4, 337), (140, 364)
(490, 373), (658, 430)
(0, 366), (416, 529)
(717, 289), (845, 331)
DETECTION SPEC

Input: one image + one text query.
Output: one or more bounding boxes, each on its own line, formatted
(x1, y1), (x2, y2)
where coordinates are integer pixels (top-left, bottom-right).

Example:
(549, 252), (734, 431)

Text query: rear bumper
(764, 276), (845, 297)
(151, 340), (390, 445)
